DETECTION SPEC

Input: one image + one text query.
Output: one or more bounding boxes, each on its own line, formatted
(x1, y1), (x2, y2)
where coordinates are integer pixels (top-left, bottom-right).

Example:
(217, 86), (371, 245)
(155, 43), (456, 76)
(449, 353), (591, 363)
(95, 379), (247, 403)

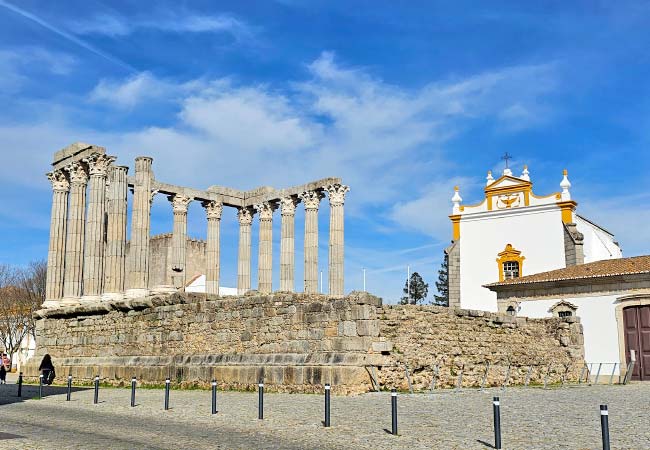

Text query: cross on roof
(501, 152), (513, 169)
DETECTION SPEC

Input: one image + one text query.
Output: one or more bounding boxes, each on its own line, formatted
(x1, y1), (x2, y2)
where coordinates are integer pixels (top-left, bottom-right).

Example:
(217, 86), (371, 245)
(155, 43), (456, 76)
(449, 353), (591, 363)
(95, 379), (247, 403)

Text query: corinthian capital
(325, 184), (350, 206)
(280, 196), (299, 216)
(202, 200), (223, 220)
(238, 207), (254, 225)
(254, 201), (277, 220)
(46, 170), (69, 192)
(299, 190), (325, 210)
(83, 153), (117, 177)
(169, 194), (193, 213)
(64, 162), (88, 186)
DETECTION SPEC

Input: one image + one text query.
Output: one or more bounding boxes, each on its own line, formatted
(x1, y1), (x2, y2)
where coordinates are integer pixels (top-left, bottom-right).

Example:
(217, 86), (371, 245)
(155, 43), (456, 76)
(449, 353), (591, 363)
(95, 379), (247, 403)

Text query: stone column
(126, 157), (154, 298)
(300, 190), (324, 293)
(202, 200), (223, 296)
(237, 207), (254, 294)
(82, 153), (116, 301)
(280, 196), (299, 292)
(255, 202), (277, 294)
(103, 165), (129, 300)
(62, 162), (88, 303)
(326, 184), (349, 297)
(43, 170), (69, 308)
(169, 194), (192, 289)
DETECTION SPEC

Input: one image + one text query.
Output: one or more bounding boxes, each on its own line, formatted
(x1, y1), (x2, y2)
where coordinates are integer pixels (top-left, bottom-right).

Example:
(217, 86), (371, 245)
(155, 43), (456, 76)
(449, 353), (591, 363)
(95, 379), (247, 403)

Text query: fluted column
(43, 170), (69, 308)
(62, 162), (88, 302)
(255, 202), (277, 294)
(280, 196), (299, 292)
(202, 200), (223, 296)
(169, 194), (192, 289)
(326, 184), (349, 297)
(237, 207), (254, 294)
(127, 156), (154, 298)
(300, 190), (324, 293)
(81, 153), (116, 301)
(103, 165), (129, 300)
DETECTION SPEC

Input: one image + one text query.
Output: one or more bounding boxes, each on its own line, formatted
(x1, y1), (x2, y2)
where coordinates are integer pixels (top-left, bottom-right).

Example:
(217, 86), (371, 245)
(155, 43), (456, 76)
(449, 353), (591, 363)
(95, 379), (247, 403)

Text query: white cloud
(0, 47), (77, 92)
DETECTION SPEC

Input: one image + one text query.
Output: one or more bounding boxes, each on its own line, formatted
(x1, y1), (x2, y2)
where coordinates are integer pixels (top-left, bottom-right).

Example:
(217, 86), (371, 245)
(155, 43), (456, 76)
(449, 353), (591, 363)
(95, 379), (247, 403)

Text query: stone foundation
(27, 292), (584, 394)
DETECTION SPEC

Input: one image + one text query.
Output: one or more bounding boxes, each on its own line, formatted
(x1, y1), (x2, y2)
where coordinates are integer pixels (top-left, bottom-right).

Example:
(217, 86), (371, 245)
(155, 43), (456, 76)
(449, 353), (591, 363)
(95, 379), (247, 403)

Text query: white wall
(518, 294), (621, 373)
(185, 274), (238, 296)
(459, 205), (566, 311)
(575, 215), (623, 262)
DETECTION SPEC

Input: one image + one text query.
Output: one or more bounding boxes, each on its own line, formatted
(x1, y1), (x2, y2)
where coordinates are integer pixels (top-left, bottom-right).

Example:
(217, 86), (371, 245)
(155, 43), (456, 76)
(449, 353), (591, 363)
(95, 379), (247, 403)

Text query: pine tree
(432, 254), (449, 306)
(399, 272), (428, 305)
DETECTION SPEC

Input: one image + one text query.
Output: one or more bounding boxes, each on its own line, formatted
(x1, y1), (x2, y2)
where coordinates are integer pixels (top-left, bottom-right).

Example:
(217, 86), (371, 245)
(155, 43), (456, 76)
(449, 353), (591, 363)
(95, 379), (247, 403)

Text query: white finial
(486, 170), (494, 186)
(451, 186), (462, 214)
(520, 165), (530, 181)
(503, 167), (513, 176)
(560, 169), (571, 200)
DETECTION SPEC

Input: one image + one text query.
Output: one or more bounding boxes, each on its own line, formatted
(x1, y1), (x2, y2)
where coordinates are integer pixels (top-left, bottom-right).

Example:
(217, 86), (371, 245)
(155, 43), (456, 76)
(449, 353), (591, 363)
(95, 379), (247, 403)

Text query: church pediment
(485, 175), (532, 193)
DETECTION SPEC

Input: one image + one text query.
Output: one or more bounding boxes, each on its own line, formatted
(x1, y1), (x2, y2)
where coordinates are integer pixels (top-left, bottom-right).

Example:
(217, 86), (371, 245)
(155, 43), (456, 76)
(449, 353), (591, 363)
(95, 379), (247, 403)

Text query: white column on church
(103, 165), (129, 300)
(255, 201), (277, 294)
(203, 200), (223, 296)
(43, 170), (70, 308)
(326, 184), (349, 297)
(62, 161), (88, 303)
(280, 196), (299, 292)
(300, 190), (324, 293)
(169, 194), (193, 289)
(237, 207), (254, 294)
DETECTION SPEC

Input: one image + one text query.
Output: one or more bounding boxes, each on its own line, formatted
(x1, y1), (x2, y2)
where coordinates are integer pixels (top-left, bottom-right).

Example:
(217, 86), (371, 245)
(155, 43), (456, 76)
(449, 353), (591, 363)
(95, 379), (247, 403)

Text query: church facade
(447, 165), (622, 311)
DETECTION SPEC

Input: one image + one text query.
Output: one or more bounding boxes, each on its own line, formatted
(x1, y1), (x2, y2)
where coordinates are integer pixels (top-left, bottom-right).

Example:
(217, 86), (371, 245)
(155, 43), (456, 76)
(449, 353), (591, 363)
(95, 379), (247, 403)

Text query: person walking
(38, 354), (55, 385)
(0, 363), (6, 384)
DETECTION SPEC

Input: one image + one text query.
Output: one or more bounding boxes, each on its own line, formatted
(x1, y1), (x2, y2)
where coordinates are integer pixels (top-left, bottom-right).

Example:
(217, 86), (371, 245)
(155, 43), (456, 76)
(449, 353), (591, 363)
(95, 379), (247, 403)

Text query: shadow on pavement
(0, 383), (90, 406)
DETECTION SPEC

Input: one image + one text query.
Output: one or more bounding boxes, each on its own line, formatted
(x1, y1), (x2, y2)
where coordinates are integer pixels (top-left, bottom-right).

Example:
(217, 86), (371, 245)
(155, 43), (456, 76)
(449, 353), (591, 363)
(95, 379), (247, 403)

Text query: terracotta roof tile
(485, 255), (650, 287)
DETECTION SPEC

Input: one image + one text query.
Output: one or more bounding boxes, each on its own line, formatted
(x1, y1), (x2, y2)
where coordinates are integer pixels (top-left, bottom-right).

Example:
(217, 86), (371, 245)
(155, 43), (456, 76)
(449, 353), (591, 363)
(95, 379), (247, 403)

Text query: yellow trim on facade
(496, 243), (525, 282)
(449, 214), (461, 240)
(557, 200), (578, 224)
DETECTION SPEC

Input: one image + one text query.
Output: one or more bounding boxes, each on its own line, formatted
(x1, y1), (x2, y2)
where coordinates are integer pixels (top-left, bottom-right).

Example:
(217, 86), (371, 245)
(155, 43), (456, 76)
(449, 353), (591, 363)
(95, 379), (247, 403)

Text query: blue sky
(1, 1), (649, 302)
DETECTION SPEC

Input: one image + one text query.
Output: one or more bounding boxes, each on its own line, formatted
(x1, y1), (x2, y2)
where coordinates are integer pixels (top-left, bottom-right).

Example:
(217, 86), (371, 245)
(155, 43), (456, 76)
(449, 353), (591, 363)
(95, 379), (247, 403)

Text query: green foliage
(432, 253), (449, 306)
(399, 272), (428, 305)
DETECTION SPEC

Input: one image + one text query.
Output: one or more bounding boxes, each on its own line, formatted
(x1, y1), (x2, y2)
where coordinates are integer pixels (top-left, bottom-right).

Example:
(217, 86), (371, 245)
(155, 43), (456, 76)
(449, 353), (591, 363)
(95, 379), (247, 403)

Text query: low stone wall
(26, 292), (584, 394)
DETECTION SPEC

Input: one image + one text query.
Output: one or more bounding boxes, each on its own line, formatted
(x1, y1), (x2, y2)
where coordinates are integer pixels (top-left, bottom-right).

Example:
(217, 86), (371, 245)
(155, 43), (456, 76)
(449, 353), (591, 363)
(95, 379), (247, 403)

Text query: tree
(400, 272), (428, 305)
(0, 264), (30, 363)
(432, 254), (449, 306)
(18, 260), (47, 340)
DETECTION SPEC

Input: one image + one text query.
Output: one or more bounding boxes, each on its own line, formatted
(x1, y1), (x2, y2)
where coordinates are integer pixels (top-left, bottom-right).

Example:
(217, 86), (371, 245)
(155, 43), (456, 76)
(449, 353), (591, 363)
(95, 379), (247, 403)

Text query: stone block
(356, 320), (379, 337)
(338, 321), (357, 336)
(371, 341), (393, 352)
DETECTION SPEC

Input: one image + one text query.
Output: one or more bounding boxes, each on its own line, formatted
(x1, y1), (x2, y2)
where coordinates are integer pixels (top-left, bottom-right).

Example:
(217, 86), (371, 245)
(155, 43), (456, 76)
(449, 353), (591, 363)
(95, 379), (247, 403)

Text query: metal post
(324, 384), (331, 427)
(17, 372), (22, 398)
(594, 362), (602, 385)
(391, 388), (398, 435)
(130, 377), (136, 407)
(164, 378), (170, 411)
(480, 362), (490, 391)
(623, 350), (636, 385)
(258, 380), (264, 420)
(524, 365), (533, 387)
(38, 374), (43, 399)
(66, 375), (72, 401)
(211, 379), (218, 414)
(493, 397), (502, 449)
(609, 363), (617, 385)
(93, 375), (99, 404)
(501, 365), (511, 391)
(600, 405), (610, 450)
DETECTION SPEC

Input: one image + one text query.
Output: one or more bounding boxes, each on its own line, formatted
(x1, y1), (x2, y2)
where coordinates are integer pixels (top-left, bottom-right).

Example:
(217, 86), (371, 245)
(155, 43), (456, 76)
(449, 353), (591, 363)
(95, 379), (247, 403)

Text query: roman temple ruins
(43, 142), (349, 306)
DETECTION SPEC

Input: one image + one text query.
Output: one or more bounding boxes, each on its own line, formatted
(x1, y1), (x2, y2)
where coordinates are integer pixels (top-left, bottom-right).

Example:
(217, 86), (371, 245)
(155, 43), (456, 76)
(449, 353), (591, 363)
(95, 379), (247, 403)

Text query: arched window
(496, 244), (525, 282)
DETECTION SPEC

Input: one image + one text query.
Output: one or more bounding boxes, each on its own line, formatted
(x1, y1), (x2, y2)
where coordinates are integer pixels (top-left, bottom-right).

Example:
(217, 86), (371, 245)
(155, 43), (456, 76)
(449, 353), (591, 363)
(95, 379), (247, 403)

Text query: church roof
(485, 255), (650, 288)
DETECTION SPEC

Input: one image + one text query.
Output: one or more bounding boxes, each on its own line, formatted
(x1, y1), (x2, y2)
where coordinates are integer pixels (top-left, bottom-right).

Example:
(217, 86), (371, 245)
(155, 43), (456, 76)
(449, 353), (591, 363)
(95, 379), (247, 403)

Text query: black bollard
(164, 378), (171, 410)
(17, 372), (22, 398)
(211, 380), (218, 415)
(93, 375), (99, 404)
(258, 380), (264, 420)
(324, 384), (331, 428)
(38, 374), (43, 399)
(493, 396), (502, 450)
(131, 377), (137, 407)
(391, 388), (398, 436)
(66, 375), (72, 401)
(600, 405), (610, 450)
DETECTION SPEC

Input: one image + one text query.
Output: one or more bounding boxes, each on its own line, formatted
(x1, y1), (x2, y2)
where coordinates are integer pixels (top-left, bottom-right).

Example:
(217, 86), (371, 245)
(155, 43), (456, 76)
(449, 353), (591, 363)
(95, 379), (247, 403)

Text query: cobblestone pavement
(0, 382), (648, 449)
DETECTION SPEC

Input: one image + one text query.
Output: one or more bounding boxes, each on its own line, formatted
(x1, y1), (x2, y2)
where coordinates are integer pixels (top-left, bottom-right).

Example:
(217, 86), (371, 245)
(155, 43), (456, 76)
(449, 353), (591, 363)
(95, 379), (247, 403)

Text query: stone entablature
(26, 292), (584, 394)
(44, 142), (350, 307)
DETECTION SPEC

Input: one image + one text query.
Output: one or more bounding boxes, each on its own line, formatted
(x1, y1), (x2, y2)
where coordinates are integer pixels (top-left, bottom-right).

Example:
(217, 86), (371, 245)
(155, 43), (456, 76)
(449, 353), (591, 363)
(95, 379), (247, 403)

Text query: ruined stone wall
(27, 292), (583, 394)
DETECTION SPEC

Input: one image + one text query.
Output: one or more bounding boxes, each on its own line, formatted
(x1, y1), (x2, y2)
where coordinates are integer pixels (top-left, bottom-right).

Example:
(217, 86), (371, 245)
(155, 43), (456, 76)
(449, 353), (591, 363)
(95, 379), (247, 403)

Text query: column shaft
(255, 202), (276, 294)
(127, 157), (154, 296)
(104, 165), (129, 298)
(62, 162), (88, 300)
(82, 154), (115, 299)
(326, 184), (349, 297)
(170, 195), (192, 289)
(44, 171), (69, 306)
(300, 191), (323, 293)
(280, 197), (298, 292)
(203, 201), (223, 296)
(237, 207), (253, 294)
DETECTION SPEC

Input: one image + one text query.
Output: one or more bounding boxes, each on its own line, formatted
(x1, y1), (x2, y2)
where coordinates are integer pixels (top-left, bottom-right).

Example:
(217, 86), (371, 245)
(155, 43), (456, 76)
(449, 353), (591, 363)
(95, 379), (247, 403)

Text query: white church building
(446, 164), (622, 312)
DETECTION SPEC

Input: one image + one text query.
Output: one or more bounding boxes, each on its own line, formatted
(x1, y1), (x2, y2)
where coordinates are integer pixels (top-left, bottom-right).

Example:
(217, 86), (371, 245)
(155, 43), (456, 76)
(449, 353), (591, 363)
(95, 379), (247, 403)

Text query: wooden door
(623, 305), (650, 381)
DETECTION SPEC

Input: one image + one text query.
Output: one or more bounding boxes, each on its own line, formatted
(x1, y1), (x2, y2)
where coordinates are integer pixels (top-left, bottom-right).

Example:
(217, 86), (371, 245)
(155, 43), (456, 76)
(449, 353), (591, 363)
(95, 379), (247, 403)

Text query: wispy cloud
(0, 0), (135, 72)
(69, 11), (253, 40)
(0, 47), (77, 92)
